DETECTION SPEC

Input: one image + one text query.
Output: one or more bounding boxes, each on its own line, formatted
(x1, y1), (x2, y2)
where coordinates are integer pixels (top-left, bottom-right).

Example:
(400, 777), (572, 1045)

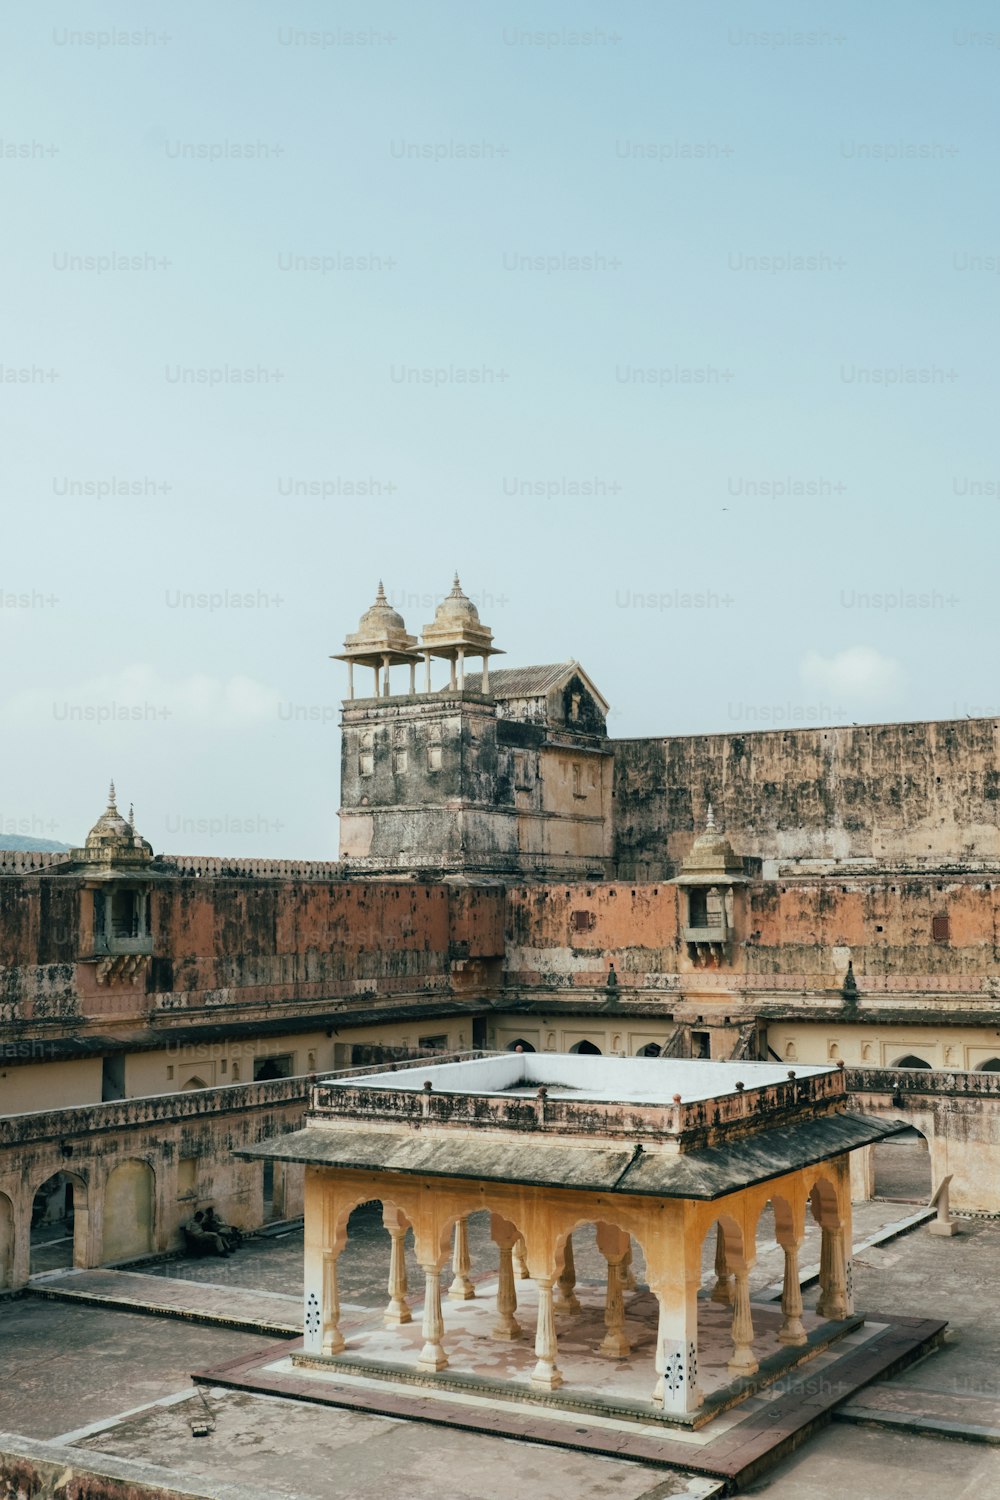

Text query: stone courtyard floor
(3, 1198), (1000, 1497)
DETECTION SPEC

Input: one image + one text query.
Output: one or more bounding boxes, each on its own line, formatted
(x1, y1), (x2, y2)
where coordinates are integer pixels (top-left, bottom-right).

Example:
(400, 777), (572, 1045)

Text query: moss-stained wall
(613, 716), (1000, 877)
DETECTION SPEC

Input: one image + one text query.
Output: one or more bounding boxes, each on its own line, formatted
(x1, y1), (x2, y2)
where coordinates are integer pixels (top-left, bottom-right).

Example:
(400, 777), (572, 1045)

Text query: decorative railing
(846, 1066), (1000, 1097)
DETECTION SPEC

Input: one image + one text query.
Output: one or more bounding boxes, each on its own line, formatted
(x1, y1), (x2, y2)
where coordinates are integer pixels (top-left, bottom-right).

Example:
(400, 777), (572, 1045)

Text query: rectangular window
(254, 1054), (293, 1081)
(428, 744), (442, 771)
(392, 748), (408, 774)
(932, 913), (950, 942)
(572, 909), (596, 933)
(692, 1030), (711, 1059)
(418, 1034), (448, 1051)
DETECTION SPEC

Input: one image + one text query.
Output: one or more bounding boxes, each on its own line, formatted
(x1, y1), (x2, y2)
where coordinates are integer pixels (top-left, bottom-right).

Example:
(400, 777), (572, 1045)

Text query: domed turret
(74, 781), (153, 866)
(352, 581), (409, 643)
(335, 582), (420, 699)
(420, 573), (502, 693)
(433, 574), (481, 629)
(680, 804), (743, 878)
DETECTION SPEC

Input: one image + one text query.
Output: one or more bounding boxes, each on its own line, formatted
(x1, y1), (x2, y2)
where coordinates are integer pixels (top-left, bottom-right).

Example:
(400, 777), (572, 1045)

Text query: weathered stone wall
(0, 1077), (310, 1290)
(847, 1067), (1000, 1212)
(0, 875), (490, 1022)
(503, 876), (1000, 991)
(613, 716), (1000, 878)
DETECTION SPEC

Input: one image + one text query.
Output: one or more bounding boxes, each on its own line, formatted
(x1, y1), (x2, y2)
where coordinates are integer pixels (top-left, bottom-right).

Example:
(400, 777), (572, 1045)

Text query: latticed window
(931, 913), (950, 943)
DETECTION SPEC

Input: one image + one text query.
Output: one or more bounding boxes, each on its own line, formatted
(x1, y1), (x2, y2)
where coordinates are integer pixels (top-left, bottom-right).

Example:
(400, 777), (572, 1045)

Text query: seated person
(183, 1209), (229, 1257)
(202, 1206), (240, 1252)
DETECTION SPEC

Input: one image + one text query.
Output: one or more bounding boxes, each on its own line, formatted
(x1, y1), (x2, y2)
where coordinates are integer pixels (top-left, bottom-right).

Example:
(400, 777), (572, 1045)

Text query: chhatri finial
(108, 779), (117, 810)
(705, 802), (716, 831)
(451, 572), (462, 593)
(128, 803), (135, 828)
(375, 580), (387, 603)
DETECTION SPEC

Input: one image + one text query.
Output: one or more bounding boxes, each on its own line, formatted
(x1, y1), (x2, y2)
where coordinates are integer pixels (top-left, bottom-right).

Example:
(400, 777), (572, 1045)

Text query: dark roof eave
(235, 1110), (904, 1200)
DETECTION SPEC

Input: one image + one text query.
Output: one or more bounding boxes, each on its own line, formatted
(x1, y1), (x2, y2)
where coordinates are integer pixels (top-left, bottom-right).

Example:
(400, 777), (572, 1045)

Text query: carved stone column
(819, 1226), (848, 1319)
(490, 1213), (522, 1341)
(417, 1265), (448, 1371)
(728, 1267), (758, 1376)
(651, 1278), (701, 1414)
(710, 1223), (733, 1304)
(322, 1249), (345, 1356)
(777, 1238), (807, 1346)
(531, 1276), (563, 1390)
(382, 1206), (412, 1326)
(556, 1233), (582, 1316)
(493, 1243), (522, 1340)
(513, 1235), (530, 1280)
(815, 1224), (833, 1316)
(622, 1238), (637, 1291)
(448, 1216), (475, 1301)
(597, 1222), (630, 1358)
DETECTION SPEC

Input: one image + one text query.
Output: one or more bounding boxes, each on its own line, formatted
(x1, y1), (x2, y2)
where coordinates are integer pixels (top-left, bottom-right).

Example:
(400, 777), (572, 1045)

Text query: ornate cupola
(334, 582), (421, 699)
(74, 781), (153, 868)
(673, 805), (746, 965)
(419, 574), (504, 692)
(72, 782), (154, 986)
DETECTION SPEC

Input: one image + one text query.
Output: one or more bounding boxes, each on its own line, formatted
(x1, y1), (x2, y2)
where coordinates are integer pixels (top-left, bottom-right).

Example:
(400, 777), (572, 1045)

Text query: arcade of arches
(297, 1157), (855, 1419)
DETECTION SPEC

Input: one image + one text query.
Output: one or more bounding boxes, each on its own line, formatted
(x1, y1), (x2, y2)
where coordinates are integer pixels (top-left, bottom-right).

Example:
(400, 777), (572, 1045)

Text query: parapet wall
(613, 716), (1000, 878)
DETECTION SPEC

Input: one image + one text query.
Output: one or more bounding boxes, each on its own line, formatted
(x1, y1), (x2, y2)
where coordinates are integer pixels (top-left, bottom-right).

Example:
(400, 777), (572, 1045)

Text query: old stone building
(2, 580), (1000, 1291)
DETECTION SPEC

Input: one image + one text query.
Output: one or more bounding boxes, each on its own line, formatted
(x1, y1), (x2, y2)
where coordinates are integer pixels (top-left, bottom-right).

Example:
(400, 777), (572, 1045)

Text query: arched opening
(30, 1171), (88, 1274)
(103, 1160), (155, 1262)
(569, 1040), (602, 1056)
(873, 1125), (932, 1203)
(977, 1058), (1000, 1072)
(0, 1192), (13, 1290)
(891, 1054), (931, 1069)
(505, 1039), (536, 1053)
(637, 1043), (661, 1057)
(182, 1076), (209, 1090)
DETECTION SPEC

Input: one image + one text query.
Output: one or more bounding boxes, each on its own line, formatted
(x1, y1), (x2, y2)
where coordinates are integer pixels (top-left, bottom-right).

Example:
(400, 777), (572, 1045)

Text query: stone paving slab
(28, 1268), (301, 1338)
(193, 1313), (945, 1486)
(836, 1382), (1000, 1444)
(69, 1389), (723, 1500)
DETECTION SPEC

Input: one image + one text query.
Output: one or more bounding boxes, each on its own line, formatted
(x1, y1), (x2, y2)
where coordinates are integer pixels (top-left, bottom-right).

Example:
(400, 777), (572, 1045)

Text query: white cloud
(800, 646), (905, 705)
(3, 664), (281, 731)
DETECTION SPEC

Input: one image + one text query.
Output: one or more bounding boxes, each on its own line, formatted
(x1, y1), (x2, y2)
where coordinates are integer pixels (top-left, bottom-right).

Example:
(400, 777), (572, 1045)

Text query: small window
(572, 910), (596, 933)
(392, 748), (408, 774)
(931, 913), (950, 943)
(418, 1034), (448, 1051)
(254, 1054), (293, 1081)
(359, 752), (374, 776)
(572, 764), (584, 798)
(692, 1030), (711, 1059)
(428, 744), (442, 771)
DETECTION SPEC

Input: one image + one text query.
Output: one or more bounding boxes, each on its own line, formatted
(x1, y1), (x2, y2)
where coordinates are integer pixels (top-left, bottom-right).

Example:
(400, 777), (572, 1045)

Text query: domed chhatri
(680, 803), (744, 879)
(352, 581), (409, 643)
(420, 574), (503, 692)
(335, 582), (421, 700)
(432, 573), (482, 628)
(76, 781), (153, 866)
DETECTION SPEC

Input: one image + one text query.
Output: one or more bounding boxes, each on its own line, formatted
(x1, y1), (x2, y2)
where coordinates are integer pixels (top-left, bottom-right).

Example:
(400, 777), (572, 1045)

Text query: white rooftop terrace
(322, 1053), (835, 1107)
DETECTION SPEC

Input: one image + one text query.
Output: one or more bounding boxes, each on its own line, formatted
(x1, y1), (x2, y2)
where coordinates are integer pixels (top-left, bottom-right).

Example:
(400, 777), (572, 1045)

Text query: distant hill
(0, 835), (71, 853)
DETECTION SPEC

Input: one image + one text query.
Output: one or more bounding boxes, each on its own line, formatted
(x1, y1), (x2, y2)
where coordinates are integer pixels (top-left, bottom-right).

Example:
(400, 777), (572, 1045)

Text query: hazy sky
(3, 2), (998, 856)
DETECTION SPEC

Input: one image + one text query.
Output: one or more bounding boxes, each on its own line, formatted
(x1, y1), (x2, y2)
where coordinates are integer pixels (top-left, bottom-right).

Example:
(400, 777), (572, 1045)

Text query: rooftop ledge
(309, 1053), (843, 1144)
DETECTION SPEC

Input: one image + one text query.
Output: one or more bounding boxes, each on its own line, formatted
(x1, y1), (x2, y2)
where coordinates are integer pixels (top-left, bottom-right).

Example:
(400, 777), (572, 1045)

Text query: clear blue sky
(3, 1), (997, 855)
